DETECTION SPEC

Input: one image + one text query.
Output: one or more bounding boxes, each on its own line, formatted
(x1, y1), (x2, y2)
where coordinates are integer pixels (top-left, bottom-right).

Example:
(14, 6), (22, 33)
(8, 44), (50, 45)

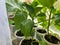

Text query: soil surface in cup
(21, 39), (39, 45)
(37, 29), (46, 33)
(34, 25), (37, 27)
(16, 31), (24, 36)
(44, 35), (60, 44)
(12, 23), (15, 25)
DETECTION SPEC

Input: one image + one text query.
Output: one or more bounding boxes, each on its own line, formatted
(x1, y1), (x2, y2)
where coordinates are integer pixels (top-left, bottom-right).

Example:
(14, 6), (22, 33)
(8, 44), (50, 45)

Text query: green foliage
(23, 2), (35, 14)
(6, 0), (23, 12)
(54, 14), (60, 30)
(23, 2), (43, 19)
(6, 0), (34, 38)
(54, 10), (60, 26)
(23, 2), (35, 19)
(41, 7), (47, 13)
(39, 40), (48, 45)
(15, 0), (18, 3)
(29, 6), (43, 19)
(53, 8), (60, 30)
(37, 13), (47, 28)
(21, 19), (34, 38)
(50, 6), (56, 14)
(37, 0), (57, 8)
(55, 8), (60, 14)
(31, 0), (38, 7)
(6, 3), (15, 12)
(6, 0), (60, 39)
(14, 10), (27, 29)
(55, 14), (60, 21)
(37, 13), (46, 22)
(35, 7), (43, 14)
(8, 19), (14, 25)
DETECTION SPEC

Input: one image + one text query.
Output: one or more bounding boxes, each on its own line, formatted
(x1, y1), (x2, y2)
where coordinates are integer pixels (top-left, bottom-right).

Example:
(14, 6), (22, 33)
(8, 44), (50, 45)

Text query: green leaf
(37, 13), (47, 28)
(6, 0), (23, 11)
(23, 2), (36, 19)
(35, 7), (43, 14)
(55, 8), (60, 14)
(15, 0), (18, 3)
(41, 7), (47, 13)
(6, 0), (16, 12)
(8, 19), (14, 25)
(30, 7), (43, 18)
(29, 13), (35, 19)
(55, 14), (60, 20)
(37, 13), (46, 21)
(6, 3), (17, 12)
(21, 19), (34, 38)
(37, 0), (57, 8)
(54, 14), (60, 30)
(54, 9), (60, 26)
(6, 3), (11, 12)
(23, 2), (43, 19)
(50, 6), (56, 14)
(14, 10), (27, 29)
(31, 0), (38, 7)
(52, 13), (60, 30)
(23, 2), (35, 14)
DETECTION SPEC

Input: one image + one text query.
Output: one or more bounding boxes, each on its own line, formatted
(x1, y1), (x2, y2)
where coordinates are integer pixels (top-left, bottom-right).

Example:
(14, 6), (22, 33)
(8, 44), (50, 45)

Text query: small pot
(36, 28), (47, 41)
(44, 34), (60, 45)
(19, 38), (40, 45)
(10, 25), (15, 33)
(8, 14), (14, 20)
(14, 30), (24, 41)
(33, 25), (38, 30)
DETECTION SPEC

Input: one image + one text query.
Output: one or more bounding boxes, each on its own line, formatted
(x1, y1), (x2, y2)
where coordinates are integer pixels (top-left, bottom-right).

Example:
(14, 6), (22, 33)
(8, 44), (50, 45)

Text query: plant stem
(43, 20), (44, 29)
(47, 9), (51, 35)
(30, 18), (33, 45)
(31, 36), (34, 45)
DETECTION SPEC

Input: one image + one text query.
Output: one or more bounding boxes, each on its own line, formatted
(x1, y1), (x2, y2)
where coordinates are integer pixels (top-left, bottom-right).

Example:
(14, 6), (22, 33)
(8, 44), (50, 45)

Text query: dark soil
(12, 23), (15, 25)
(37, 29), (46, 33)
(16, 31), (24, 36)
(44, 34), (60, 44)
(34, 25), (37, 27)
(21, 39), (39, 45)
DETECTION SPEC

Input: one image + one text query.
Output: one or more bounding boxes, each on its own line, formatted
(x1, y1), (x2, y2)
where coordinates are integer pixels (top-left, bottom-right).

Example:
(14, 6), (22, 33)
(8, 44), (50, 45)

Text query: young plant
(36, 0), (57, 35)
(6, 0), (24, 25)
(23, 0), (49, 30)
(6, 0), (34, 37)
(36, 0), (60, 44)
(6, 0), (36, 44)
(6, 0), (60, 44)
